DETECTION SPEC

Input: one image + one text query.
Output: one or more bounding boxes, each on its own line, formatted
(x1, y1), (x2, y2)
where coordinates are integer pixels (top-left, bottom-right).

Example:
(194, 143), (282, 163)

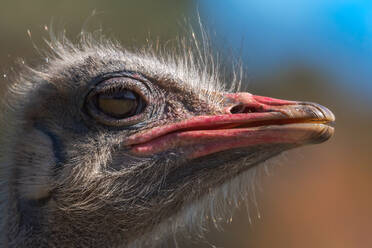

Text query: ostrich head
(0, 34), (334, 247)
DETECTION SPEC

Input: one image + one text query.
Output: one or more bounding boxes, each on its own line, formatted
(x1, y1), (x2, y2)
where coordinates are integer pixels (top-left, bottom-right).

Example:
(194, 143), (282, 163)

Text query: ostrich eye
(85, 77), (148, 127)
(97, 90), (143, 119)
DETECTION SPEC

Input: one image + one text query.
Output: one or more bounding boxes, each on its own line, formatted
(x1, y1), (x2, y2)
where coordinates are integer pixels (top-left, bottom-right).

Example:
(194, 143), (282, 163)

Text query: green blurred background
(1, 1), (371, 247)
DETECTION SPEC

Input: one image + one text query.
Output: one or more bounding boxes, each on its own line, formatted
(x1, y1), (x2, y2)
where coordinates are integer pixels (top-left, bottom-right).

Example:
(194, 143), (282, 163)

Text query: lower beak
(128, 93), (335, 159)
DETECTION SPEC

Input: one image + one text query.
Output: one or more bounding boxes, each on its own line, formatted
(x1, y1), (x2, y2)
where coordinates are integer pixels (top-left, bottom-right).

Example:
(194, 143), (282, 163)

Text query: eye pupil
(97, 90), (142, 119)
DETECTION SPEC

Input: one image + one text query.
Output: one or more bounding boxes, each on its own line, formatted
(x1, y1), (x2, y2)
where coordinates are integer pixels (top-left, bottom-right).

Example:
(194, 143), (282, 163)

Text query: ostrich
(0, 33), (334, 248)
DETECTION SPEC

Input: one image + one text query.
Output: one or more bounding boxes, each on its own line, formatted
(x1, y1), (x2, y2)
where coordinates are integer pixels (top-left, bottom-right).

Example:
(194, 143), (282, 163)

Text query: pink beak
(128, 93), (335, 159)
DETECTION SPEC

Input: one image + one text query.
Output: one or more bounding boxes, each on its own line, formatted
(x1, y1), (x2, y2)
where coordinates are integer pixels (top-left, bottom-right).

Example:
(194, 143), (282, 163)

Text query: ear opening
(15, 128), (56, 201)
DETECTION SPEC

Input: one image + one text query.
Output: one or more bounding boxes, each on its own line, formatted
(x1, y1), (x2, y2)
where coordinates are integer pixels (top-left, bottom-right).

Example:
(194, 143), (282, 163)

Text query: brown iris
(96, 90), (144, 119)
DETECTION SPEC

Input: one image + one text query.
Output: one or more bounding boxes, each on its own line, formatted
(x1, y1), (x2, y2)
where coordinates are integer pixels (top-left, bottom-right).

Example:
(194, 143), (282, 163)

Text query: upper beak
(128, 93), (335, 159)
(223, 93), (335, 127)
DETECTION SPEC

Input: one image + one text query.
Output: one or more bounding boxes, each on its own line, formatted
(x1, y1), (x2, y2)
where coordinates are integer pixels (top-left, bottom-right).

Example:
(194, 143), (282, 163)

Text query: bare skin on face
(0, 35), (335, 248)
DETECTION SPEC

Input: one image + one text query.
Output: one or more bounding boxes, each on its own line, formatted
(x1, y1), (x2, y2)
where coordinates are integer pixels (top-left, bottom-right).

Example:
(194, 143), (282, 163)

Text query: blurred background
(1, 0), (371, 247)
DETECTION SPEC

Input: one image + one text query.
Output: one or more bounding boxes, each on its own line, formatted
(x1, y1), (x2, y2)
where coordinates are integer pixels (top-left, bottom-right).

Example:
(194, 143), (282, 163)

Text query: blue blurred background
(1, 0), (371, 247)
(2, 0), (372, 102)
(200, 0), (372, 103)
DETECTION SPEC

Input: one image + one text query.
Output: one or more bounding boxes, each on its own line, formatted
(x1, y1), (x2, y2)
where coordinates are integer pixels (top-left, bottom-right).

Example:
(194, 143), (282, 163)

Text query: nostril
(230, 104), (245, 114)
(230, 104), (258, 114)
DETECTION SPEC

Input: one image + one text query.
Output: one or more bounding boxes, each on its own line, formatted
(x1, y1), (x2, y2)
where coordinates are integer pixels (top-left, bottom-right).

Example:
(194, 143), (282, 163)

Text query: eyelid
(94, 78), (149, 103)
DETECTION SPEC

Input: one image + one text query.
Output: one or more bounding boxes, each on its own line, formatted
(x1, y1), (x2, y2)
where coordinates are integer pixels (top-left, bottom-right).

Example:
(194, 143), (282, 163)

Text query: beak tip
(310, 125), (335, 144)
(308, 102), (336, 122)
